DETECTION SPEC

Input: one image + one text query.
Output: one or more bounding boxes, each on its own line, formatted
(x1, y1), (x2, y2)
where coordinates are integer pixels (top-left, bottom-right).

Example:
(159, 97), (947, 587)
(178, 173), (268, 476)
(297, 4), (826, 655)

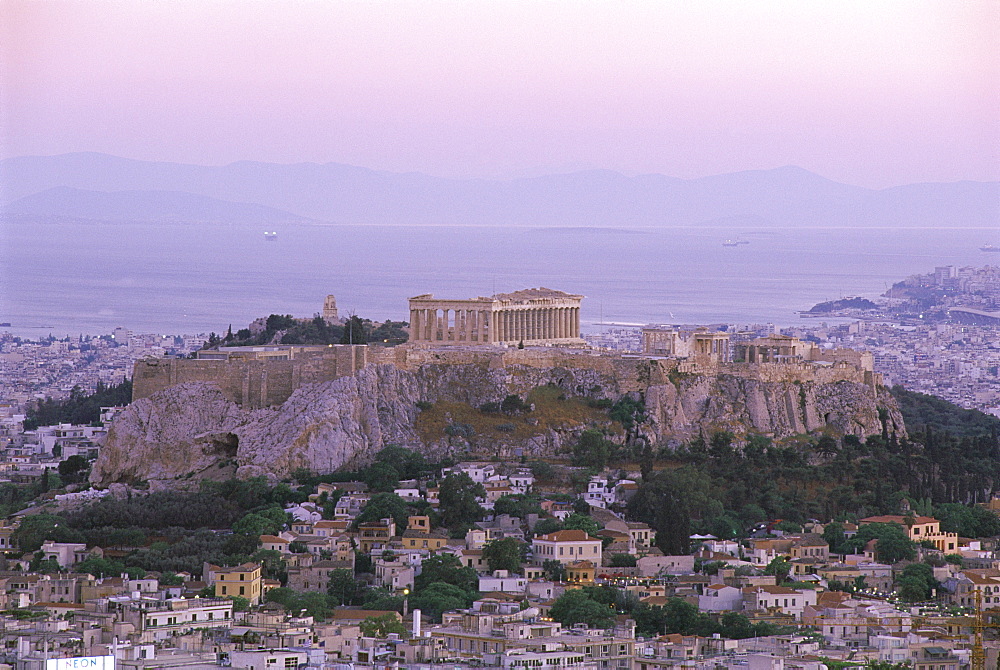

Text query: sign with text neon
(46, 656), (115, 670)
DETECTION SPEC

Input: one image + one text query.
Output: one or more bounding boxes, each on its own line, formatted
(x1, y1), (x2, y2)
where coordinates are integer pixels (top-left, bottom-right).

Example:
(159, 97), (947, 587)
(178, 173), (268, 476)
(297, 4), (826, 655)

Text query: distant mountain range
(1, 152), (997, 227)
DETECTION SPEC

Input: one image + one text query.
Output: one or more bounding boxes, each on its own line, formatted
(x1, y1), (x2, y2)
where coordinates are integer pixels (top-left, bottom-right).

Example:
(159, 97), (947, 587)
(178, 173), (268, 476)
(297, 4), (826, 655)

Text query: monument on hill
(408, 288), (584, 345)
(322, 295), (339, 323)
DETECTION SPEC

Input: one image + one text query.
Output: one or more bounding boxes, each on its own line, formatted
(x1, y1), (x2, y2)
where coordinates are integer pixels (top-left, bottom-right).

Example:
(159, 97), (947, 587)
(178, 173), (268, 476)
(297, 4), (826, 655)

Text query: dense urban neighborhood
(1, 269), (999, 670)
(0, 452), (990, 670)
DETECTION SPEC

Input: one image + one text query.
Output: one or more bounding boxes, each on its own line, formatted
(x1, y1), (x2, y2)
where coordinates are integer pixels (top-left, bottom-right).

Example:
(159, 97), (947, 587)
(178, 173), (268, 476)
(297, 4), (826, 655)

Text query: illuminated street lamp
(403, 588), (410, 617)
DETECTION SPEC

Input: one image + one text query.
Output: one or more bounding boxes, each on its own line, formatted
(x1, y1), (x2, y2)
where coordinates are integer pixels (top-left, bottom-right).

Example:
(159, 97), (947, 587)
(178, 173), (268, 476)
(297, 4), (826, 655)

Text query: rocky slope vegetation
(92, 361), (903, 487)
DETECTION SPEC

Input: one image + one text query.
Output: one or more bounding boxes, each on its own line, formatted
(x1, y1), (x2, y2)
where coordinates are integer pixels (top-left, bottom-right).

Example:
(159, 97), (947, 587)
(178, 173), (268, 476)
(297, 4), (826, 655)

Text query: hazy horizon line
(7, 150), (998, 190)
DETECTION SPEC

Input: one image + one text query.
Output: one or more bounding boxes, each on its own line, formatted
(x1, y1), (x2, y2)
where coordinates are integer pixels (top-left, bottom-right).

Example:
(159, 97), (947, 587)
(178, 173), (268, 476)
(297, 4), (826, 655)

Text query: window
(240, 586), (245, 595)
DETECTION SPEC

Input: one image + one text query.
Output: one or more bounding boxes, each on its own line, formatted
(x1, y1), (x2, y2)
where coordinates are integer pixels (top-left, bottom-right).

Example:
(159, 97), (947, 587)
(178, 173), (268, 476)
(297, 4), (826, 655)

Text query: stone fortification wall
(135, 345), (876, 409)
(133, 345), (369, 409)
(99, 346), (902, 486)
(716, 361), (877, 387)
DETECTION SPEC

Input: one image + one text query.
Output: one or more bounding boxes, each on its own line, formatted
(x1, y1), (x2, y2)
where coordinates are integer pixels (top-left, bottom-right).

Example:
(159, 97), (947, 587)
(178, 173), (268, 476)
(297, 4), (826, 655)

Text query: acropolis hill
(95, 289), (902, 486)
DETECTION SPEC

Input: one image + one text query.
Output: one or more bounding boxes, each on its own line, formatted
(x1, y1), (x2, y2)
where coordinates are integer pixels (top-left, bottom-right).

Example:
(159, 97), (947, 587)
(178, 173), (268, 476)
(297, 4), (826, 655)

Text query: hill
(891, 386), (1000, 437)
(3, 152), (997, 228)
(4, 186), (311, 224)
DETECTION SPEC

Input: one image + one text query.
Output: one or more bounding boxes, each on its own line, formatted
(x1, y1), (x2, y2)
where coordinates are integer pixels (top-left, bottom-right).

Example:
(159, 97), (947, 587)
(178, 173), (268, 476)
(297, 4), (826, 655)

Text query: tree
(542, 559), (565, 582)
(228, 596), (250, 611)
(572, 429), (614, 469)
(327, 568), (362, 605)
(360, 587), (404, 612)
(360, 614), (408, 638)
(410, 582), (474, 622)
(533, 518), (563, 536)
(340, 315), (367, 344)
(58, 455), (90, 483)
(936, 503), (1000, 538)
(763, 557), (791, 583)
(437, 473), (485, 529)
(548, 589), (615, 629)
(562, 513), (601, 536)
(371, 445), (429, 480)
(365, 463), (400, 493)
(354, 492), (410, 530)
(159, 572), (185, 586)
(627, 466), (719, 555)
(494, 494), (543, 519)
(609, 395), (648, 442)
(844, 523), (916, 564)
(13, 513), (83, 553)
(482, 538), (523, 574)
(414, 554), (478, 593)
(232, 509), (285, 537)
(501, 394), (532, 415)
(609, 554), (637, 568)
(822, 522), (846, 554)
(896, 562), (938, 602)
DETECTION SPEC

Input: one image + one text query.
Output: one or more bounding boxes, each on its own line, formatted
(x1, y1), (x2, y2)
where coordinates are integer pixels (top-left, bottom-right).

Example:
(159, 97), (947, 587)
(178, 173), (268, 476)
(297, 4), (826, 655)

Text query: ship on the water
(981, 244), (1000, 252)
(264, 231), (278, 240)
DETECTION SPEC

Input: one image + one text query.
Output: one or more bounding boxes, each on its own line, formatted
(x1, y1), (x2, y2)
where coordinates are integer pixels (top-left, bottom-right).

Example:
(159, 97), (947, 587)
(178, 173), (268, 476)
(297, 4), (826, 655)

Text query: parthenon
(408, 288), (584, 345)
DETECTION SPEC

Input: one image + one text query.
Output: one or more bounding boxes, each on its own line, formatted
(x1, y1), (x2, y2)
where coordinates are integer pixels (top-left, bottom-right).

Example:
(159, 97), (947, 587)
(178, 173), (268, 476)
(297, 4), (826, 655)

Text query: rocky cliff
(92, 359), (903, 487)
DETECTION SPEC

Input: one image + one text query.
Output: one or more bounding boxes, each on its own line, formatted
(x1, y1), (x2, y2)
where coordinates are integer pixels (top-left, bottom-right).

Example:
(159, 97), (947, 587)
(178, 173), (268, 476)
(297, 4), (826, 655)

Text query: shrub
(444, 423), (475, 438)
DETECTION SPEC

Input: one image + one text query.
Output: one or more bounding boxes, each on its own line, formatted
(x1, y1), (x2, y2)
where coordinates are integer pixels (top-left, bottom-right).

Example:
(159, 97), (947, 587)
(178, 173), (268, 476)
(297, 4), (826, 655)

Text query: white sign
(46, 656), (115, 670)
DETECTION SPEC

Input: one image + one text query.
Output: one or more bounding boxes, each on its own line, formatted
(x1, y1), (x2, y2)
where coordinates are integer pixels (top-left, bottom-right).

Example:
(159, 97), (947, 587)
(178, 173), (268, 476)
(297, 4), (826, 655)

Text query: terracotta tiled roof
(535, 529), (596, 542)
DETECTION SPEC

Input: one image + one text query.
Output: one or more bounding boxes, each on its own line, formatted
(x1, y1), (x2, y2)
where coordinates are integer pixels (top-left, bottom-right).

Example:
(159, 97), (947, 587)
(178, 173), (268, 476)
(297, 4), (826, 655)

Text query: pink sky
(2, 1), (998, 188)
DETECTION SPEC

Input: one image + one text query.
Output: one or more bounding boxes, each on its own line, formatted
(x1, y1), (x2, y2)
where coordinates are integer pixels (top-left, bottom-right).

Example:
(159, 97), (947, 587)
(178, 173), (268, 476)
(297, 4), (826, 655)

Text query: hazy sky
(2, 1), (998, 187)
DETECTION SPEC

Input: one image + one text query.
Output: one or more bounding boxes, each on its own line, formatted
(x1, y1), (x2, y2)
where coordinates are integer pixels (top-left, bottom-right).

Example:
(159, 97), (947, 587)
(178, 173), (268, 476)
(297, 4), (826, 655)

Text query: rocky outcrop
(643, 375), (902, 445)
(93, 360), (903, 487)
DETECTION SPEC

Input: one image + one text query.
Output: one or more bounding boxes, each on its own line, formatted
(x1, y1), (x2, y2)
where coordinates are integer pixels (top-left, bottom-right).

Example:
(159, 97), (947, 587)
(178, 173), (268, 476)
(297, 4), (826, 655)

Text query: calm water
(0, 221), (994, 338)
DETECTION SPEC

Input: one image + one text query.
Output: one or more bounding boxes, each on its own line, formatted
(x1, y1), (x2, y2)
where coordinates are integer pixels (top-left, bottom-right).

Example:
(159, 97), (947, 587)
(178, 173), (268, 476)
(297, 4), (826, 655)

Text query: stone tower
(323, 295), (339, 323)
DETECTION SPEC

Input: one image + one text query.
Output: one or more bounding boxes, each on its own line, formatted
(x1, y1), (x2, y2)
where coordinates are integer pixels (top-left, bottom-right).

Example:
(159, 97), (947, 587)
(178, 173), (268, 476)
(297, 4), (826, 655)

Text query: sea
(1, 221), (996, 339)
